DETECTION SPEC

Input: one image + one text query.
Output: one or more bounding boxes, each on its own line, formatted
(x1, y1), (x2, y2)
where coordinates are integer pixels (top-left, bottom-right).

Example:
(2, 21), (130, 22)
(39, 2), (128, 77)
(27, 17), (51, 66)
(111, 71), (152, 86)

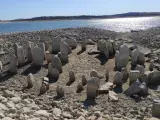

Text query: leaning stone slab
(131, 49), (139, 67)
(9, 55), (18, 74)
(148, 71), (160, 85)
(50, 68), (60, 79)
(52, 36), (61, 53)
(69, 71), (76, 83)
(51, 55), (62, 73)
(114, 71), (123, 87)
(138, 46), (151, 56)
(60, 41), (69, 63)
(86, 39), (95, 45)
(87, 77), (100, 99)
(152, 99), (160, 118)
(17, 45), (25, 66)
(107, 40), (114, 56)
(27, 41), (34, 62)
(99, 82), (113, 94)
(129, 70), (140, 85)
(32, 46), (44, 67)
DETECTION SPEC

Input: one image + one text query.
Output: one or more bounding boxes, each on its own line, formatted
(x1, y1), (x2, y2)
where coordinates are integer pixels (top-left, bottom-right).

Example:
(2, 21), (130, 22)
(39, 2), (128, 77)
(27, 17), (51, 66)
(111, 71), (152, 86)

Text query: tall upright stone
(27, 41), (34, 62)
(138, 51), (145, 65)
(32, 46), (44, 67)
(149, 60), (154, 71)
(81, 33), (86, 51)
(17, 45), (25, 66)
(121, 67), (129, 82)
(9, 55), (18, 74)
(115, 50), (120, 70)
(60, 41), (69, 63)
(87, 77), (100, 99)
(114, 71), (123, 87)
(136, 64), (145, 75)
(65, 38), (77, 49)
(129, 70), (140, 85)
(14, 43), (19, 57)
(107, 40), (114, 56)
(148, 71), (160, 85)
(51, 55), (62, 73)
(131, 49), (139, 67)
(39, 43), (46, 57)
(44, 41), (49, 51)
(52, 36), (61, 53)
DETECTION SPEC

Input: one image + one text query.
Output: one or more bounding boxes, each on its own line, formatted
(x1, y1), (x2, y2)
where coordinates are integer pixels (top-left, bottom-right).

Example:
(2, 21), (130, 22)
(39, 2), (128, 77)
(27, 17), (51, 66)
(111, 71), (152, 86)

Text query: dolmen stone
(124, 80), (148, 96)
(44, 41), (49, 51)
(105, 70), (109, 82)
(152, 99), (160, 118)
(32, 46), (44, 67)
(52, 36), (61, 53)
(69, 71), (75, 83)
(51, 55), (62, 73)
(0, 44), (5, 55)
(107, 40), (114, 56)
(149, 60), (154, 71)
(99, 82), (113, 94)
(114, 71), (123, 87)
(45, 51), (52, 64)
(27, 73), (34, 88)
(9, 55), (18, 74)
(86, 39), (95, 45)
(16, 45), (25, 66)
(87, 77), (100, 99)
(64, 38), (77, 49)
(48, 65), (60, 79)
(129, 70), (140, 85)
(90, 69), (98, 78)
(121, 68), (129, 82)
(138, 51), (145, 65)
(115, 45), (129, 71)
(131, 49), (139, 67)
(77, 83), (84, 92)
(14, 43), (19, 57)
(56, 86), (64, 98)
(82, 75), (87, 86)
(39, 43), (46, 57)
(27, 41), (34, 62)
(136, 64), (145, 75)
(81, 33), (87, 51)
(97, 40), (109, 59)
(60, 41), (69, 63)
(148, 71), (160, 85)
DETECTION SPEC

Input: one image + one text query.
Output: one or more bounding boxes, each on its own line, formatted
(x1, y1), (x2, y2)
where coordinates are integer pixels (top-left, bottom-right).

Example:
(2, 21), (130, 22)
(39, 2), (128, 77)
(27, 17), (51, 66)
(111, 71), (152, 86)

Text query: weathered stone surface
(77, 83), (84, 92)
(48, 63), (52, 76)
(81, 33), (86, 51)
(40, 77), (49, 94)
(52, 36), (61, 53)
(27, 41), (34, 62)
(104, 43), (109, 59)
(53, 108), (62, 117)
(131, 49), (139, 67)
(82, 75), (87, 86)
(69, 71), (75, 83)
(17, 45), (25, 66)
(97, 40), (106, 53)
(115, 50), (120, 69)
(149, 60), (154, 71)
(99, 82), (113, 94)
(60, 41), (69, 63)
(86, 39), (95, 45)
(152, 99), (160, 118)
(90, 69), (98, 78)
(124, 80), (148, 96)
(51, 55), (62, 73)
(13, 43), (18, 57)
(56, 86), (64, 98)
(65, 38), (77, 49)
(45, 51), (52, 64)
(27, 73), (34, 88)
(44, 41), (49, 51)
(3, 90), (15, 97)
(114, 71), (123, 87)
(139, 74), (148, 84)
(108, 91), (118, 102)
(138, 51), (145, 65)
(39, 43), (46, 57)
(105, 70), (109, 82)
(136, 64), (145, 75)
(121, 68), (129, 82)
(87, 77), (100, 99)
(129, 70), (140, 85)
(50, 68), (60, 79)
(32, 46), (44, 67)
(9, 55), (18, 74)
(34, 110), (49, 119)
(148, 71), (160, 85)
(138, 46), (151, 56)
(107, 40), (114, 56)
(0, 61), (2, 77)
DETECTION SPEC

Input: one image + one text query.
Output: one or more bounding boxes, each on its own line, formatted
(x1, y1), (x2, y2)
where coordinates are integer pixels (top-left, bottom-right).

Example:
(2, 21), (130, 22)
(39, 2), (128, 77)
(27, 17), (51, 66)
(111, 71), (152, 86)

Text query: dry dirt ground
(0, 44), (157, 119)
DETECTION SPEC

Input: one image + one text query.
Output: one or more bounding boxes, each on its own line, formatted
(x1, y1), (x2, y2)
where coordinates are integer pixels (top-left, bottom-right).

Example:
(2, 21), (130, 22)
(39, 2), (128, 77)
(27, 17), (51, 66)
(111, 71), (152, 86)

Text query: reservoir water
(0, 16), (160, 33)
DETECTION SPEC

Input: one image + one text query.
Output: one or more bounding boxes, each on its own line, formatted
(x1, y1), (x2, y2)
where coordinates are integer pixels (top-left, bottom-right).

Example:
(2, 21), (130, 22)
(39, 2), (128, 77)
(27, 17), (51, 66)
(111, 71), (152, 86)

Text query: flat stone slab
(99, 82), (113, 94)
(137, 46), (151, 56)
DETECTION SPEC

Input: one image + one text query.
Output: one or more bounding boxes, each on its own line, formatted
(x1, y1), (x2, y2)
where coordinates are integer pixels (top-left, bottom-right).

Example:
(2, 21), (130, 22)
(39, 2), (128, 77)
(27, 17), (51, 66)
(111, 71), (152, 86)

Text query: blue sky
(0, 0), (160, 20)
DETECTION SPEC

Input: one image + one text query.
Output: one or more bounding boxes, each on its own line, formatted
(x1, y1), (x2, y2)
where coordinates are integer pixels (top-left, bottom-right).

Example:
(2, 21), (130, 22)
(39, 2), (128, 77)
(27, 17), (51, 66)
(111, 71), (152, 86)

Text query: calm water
(0, 16), (160, 33)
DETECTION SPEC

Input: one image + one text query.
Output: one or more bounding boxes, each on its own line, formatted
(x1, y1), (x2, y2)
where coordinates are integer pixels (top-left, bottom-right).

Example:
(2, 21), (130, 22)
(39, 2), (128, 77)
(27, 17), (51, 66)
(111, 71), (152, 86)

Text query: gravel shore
(0, 27), (159, 120)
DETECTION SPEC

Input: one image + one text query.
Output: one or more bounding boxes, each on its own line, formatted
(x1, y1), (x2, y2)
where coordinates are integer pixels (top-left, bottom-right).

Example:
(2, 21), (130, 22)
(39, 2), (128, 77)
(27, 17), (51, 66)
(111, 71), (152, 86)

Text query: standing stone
(32, 46), (44, 67)
(51, 55), (62, 73)
(138, 51), (145, 65)
(136, 64), (145, 75)
(131, 49), (139, 67)
(82, 75), (87, 86)
(14, 43), (19, 57)
(27, 41), (34, 62)
(115, 50), (120, 70)
(52, 36), (61, 53)
(44, 41), (49, 51)
(114, 71), (123, 87)
(56, 86), (64, 98)
(149, 60), (154, 71)
(104, 43), (109, 59)
(148, 71), (160, 85)
(39, 43), (46, 57)
(90, 69), (98, 78)
(77, 83), (84, 92)
(48, 63), (52, 75)
(65, 38), (77, 49)
(81, 33), (86, 51)
(27, 73), (34, 88)
(152, 99), (160, 118)
(121, 68), (129, 82)
(67, 43), (72, 54)
(50, 68), (60, 79)
(45, 51), (52, 64)
(107, 40), (114, 56)
(129, 70), (140, 85)
(17, 45), (25, 66)
(9, 55), (18, 74)
(97, 40), (106, 53)
(105, 70), (109, 82)
(60, 41), (69, 63)
(69, 71), (75, 83)
(0, 61), (2, 77)
(87, 77), (100, 99)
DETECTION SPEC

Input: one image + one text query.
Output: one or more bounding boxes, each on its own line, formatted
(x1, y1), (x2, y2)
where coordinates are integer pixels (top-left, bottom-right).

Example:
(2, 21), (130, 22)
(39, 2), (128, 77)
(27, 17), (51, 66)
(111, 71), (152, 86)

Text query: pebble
(34, 110), (49, 119)
(77, 116), (85, 120)
(10, 96), (21, 104)
(2, 117), (13, 120)
(53, 108), (62, 117)
(3, 90), (15, 97)
(63, 112), (73, 119)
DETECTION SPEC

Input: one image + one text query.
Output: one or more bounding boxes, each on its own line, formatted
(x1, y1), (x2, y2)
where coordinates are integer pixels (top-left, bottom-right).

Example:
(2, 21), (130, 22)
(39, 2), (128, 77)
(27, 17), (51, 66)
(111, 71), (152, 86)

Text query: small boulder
(108, 91), (118, 102)
(56, 86), (64, 98)
(82, 75), (87, 86)
(27, 73), (34, 88)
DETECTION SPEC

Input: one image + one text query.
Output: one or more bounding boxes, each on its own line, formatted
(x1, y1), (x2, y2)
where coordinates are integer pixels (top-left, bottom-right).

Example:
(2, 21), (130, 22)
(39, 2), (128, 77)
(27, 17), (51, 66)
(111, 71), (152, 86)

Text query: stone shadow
(77, 49), (85, 55)
(83, 98), (97, 108)
(0, 72), (15, 82)
(21, 65), (41, 76)
(113, 86), (123, 93)
(88, 51), (100, 55)
(66, 80), (75, 86)
(95, 54), (108, 65)
(46, 74), (59, 83)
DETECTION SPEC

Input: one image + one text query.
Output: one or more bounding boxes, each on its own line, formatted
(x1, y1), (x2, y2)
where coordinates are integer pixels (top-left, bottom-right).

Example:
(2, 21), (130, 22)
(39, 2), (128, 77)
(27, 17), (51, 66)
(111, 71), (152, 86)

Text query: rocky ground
(0, 27), (159, 120)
